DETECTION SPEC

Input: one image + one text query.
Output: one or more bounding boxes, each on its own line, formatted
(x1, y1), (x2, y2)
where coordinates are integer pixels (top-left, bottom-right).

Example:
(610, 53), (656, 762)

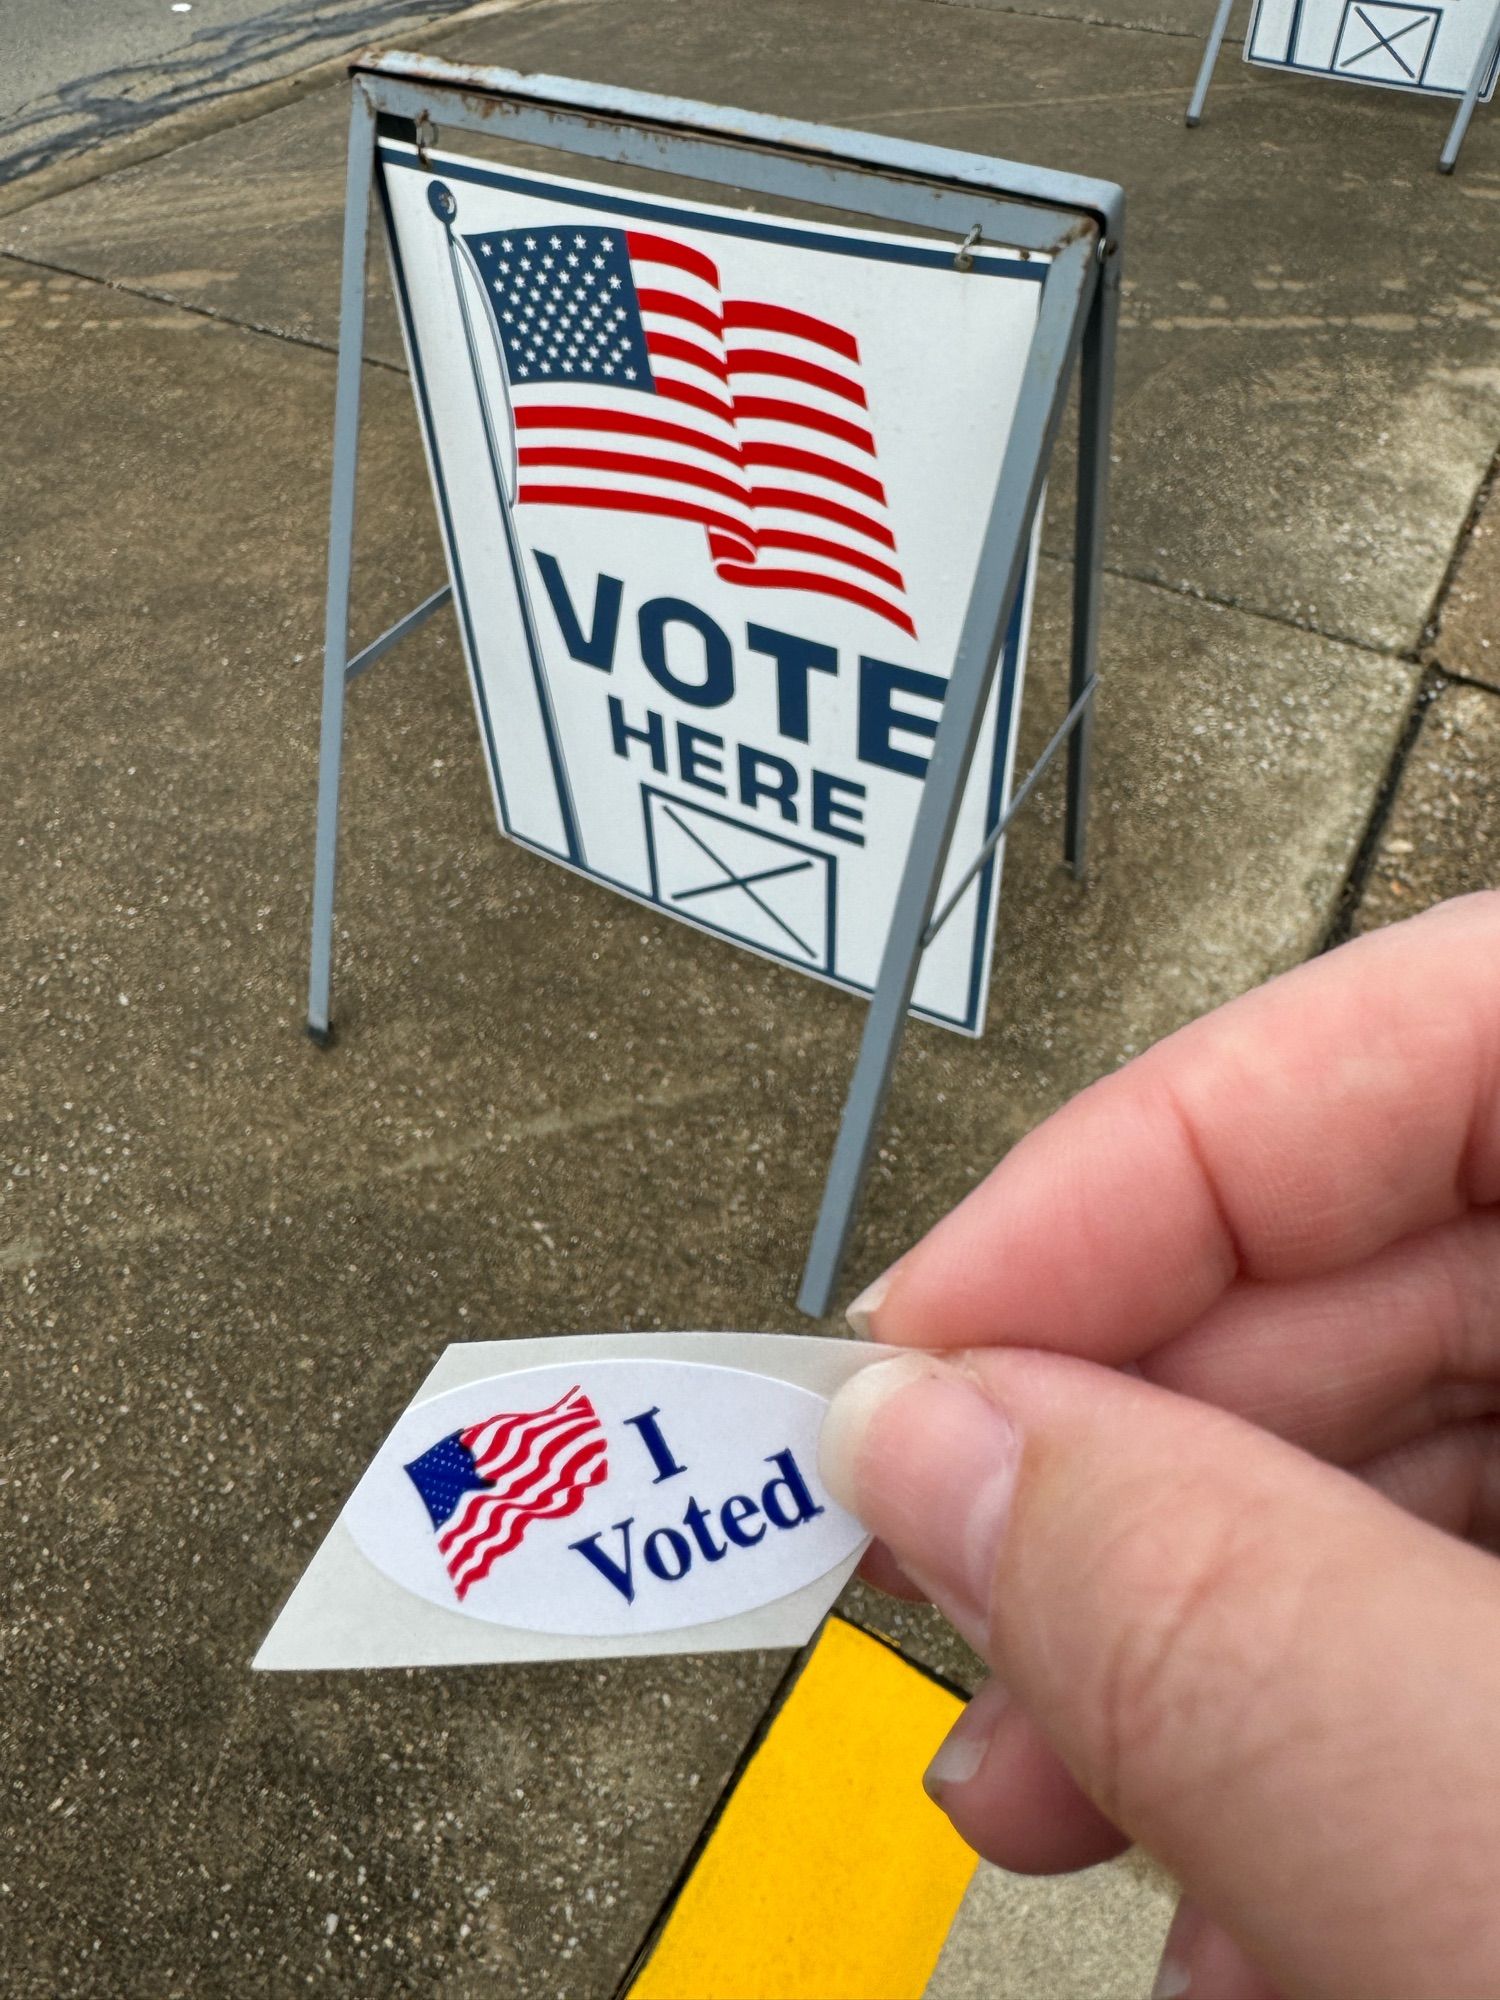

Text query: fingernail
(924, 1678), (1010, 1802)
(819, 1352), (935, 1508)
(819, 1353), (1021, 1643)
(846, 1266), (893, 1338)
(1151, 1900), (1205, 1999)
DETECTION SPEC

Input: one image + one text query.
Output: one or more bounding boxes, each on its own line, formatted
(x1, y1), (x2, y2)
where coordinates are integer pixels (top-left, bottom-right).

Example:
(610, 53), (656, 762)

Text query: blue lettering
(746, 623), (838, 742)
(683, 1496), (727, 1561)
(569, 1518), (636, 1601)
(573, 1458), (822, 1603)
(644, 1526), (693, 1581)
(608, 696), (667, 772)
(858, 657), (945, 778)
(638, 597), (734, 708)
(624, 1407), (688, 1484)
(535, 553), (622, 670)
(812, 770), (865, 846)
(720, 1493), (766, 1548)
(760, 1449), (825, 1530)
(737, 744), (799, 821)
(677, 722), (727, 797)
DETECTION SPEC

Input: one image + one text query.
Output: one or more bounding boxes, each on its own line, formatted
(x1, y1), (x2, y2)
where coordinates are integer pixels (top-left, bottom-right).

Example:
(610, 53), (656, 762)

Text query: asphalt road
(0, 0), (471, 184)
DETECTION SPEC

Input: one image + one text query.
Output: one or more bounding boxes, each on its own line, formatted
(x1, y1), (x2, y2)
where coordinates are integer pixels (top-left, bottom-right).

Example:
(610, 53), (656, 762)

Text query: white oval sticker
(343, 1357), (865, 1636)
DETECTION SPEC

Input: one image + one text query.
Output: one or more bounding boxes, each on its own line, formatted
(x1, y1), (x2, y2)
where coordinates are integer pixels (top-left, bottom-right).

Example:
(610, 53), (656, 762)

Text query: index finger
(855, 892), (1500, 1360)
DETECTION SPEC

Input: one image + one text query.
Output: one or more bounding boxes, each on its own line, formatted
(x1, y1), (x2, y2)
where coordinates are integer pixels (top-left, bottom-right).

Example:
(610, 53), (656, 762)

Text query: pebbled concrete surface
(1426, 473), (1500, 690)
(1, 0), (1494, 1992)
(1354, 679), (1500, 933)
(927, 1850), (1177, 1999)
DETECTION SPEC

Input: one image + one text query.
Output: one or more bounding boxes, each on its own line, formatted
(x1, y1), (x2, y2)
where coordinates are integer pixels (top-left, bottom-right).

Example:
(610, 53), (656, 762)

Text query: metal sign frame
(307, 51), (1123, 1317)
(1185, 0), (1500, 167)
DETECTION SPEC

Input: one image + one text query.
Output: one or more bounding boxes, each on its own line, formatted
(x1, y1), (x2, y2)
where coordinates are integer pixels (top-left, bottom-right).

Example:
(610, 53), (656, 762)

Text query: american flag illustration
(404, 1384), (608, 1601)
(464, 222), (916, 639)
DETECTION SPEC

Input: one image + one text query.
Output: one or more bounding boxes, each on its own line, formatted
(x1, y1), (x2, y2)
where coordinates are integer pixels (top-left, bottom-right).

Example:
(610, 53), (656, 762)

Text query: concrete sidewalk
(2, 1), (1497, 1993)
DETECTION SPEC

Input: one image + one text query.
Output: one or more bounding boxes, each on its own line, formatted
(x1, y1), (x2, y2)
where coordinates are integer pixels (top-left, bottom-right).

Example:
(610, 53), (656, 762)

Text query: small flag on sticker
(404, 1383), (608, 1600)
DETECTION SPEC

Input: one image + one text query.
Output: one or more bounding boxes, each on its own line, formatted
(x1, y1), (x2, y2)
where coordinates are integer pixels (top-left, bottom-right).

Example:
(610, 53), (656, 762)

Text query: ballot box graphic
(642, 788), (838, 975)
(1246, 0), (1500, 95)
(1332, 2), (1441, 82)
(379, 144), (1045, 1034)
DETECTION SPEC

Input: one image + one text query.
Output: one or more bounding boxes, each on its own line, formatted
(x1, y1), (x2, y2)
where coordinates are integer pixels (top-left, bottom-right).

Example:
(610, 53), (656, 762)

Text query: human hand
(819, 892), (1500, 2000)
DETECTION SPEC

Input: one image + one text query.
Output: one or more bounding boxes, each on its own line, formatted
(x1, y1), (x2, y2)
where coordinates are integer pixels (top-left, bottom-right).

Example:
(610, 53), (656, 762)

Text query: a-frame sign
(306, 51), (1123, 1315)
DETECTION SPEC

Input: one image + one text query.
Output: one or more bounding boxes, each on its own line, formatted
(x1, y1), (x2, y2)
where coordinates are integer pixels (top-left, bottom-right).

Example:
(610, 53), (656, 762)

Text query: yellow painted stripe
(630, 1616), (978, 2000)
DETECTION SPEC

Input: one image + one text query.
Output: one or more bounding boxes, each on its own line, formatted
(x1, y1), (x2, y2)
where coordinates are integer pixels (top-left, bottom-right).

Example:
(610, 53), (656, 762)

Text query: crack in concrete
(927, 0), (1242, 42)
(1318, 443), (1500, 947)
(2, 243), (1432, 682)
(1421, 439), (1500, 655)
(839, 79), (1260, 121)
(0, 244), (409, 371)
(1035, 548), (1419, 662)
(1319, 665), (1444, 951)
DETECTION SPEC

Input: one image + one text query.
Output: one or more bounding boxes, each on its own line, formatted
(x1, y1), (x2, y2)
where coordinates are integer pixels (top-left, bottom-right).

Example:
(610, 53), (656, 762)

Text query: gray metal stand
(1440, 0), (1500, 168)
(1187, 0), (1500, 168)
(1186, 0), (1239, 126)
(305, 54), (1123, 1316)
(796, 237), (1118, 1317)
(306, 86), (376, 1048)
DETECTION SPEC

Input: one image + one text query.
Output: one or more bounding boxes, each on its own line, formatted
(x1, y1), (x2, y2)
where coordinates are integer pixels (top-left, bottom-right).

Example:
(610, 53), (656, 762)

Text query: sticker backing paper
(255, 1332), (882, 1668)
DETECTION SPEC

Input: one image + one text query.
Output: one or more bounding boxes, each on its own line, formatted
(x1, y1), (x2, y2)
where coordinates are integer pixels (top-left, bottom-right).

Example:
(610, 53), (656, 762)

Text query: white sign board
(379, 142), (1047, 1033)
(255, 1332), (879, 1667)
(1246, 0), (1499, 96)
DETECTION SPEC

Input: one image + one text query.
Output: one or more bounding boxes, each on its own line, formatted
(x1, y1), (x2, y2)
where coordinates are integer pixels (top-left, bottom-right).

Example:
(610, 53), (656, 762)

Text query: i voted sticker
(346, 1358), (862, 1636)
(255, 1333), (880, 1669)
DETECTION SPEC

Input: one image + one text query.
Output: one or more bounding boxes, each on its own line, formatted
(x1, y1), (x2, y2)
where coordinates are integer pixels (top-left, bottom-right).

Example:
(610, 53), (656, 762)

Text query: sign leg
(1065, 249), (1121, 880)
(307, 85), (377, 1046)
(1187, 0), (1239, 125)
(797, 234), (1102, 1318)
(1439, 0), (1500, 171)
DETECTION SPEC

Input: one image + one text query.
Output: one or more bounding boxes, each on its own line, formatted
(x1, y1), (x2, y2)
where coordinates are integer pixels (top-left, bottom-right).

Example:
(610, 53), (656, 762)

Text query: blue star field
(404, 1432), (492, 1530)
(464, 226), (657, 391)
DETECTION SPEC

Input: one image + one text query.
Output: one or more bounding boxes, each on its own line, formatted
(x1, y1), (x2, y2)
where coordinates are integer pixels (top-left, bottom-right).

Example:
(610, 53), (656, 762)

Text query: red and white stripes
(509, 229), (915, 638)
(438, 1385), (608, 1600)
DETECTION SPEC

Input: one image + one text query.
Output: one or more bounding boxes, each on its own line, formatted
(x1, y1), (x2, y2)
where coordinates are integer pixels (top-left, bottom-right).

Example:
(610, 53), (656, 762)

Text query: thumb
(820, 1350), (1500, 2000)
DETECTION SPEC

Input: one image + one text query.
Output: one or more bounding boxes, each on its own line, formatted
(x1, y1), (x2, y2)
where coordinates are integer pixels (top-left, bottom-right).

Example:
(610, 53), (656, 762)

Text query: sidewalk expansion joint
(1425, 662), (1500, 696)
(1319, 664), (1445, 953)
(1037, 547), (1421, 663)
(4, 245), (1435, 692)
(0, 246), (408, 374)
